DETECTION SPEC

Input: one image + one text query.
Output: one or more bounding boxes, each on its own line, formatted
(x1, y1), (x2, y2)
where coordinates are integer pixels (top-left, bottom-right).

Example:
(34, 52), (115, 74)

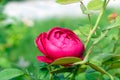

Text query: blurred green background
(0, 0), (120, 80)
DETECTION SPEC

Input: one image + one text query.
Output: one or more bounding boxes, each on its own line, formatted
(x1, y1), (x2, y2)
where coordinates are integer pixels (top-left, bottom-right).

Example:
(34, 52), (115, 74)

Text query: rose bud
(108, 13), (118, 23)
(35, 27), (85, 64)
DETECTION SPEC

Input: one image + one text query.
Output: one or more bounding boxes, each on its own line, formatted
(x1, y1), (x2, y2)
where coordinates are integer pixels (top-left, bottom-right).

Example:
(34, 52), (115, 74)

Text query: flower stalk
(84, 0), (107, 60)
(86, 62), (114, 80)
(48, 65), (53, 80)
(74, 1), (114, 80)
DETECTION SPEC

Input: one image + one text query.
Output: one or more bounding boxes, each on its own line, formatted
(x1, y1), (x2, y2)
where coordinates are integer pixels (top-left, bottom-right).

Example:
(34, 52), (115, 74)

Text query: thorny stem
(84, 0), (107, 60)
(81, 1), (114, 79)
(85, 9), (104, 48)
(85, 0), (107, 47)
(83, 10), (104, 63)
(74, 0), (108, 69)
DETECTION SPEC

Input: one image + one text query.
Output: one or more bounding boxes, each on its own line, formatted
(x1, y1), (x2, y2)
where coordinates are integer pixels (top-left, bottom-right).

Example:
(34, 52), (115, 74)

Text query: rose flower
(35, 27), (85, 64)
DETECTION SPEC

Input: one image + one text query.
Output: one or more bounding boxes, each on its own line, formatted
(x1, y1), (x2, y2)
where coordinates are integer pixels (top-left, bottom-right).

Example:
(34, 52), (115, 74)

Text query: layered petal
(36, 32), (48, 56)
(36, 27), (85, 64)
(47, 27), (65, 48)
(45, 39), (64, 59)
(37, 56), (53, 64)
(62, 43), (84, 57)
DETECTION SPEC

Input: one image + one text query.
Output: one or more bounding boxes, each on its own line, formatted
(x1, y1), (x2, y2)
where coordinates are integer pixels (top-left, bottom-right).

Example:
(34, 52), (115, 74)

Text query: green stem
(49, 73), (53, 80)
(85, 9), (104, 48)
(85, 0), (107, 48)
(24, 74), (32, 80)
(84, 0), (107, 61)
(71, 66), (79, 80)
(103, 25), (120, 31)
(87, 14), (92, 31)
(93, 30), (108, 45)
(107, 73), (114, 80)
(50, 67), (66, 73)
(73, 59), (87, 65)
(106, 0), (110, 7)
(48, 65), (53, 80)
(65, 73), (72, 79)
(87, 62), (114, 80)
(78, 28), (88, 37)
(74, 0), (108, 66)
(50, 66), (75, 74)
(83, 30), (108, 58)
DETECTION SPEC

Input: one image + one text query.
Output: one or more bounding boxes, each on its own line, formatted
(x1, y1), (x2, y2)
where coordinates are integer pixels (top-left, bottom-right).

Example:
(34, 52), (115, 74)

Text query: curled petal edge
(37, 56), (53, 64)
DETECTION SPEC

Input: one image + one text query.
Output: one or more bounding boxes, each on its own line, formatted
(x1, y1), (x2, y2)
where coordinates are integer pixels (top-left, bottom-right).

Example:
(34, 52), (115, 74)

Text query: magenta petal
(37, 56), (53, 64)
(36, 33), (47, 55)
(45, 39), (64, 59)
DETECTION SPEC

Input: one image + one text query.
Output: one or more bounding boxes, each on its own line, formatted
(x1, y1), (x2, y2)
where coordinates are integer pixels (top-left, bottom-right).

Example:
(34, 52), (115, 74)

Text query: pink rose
(35, 27), (85, 64)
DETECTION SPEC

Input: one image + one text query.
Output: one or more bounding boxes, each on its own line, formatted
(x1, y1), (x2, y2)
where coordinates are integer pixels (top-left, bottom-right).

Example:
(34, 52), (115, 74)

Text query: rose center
(54, 32), (72, 45)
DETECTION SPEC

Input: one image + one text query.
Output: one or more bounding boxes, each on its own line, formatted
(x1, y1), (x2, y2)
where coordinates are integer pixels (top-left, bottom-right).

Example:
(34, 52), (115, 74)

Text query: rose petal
(62, 28), (80, 40)
(47, 27), (61, 39)
(36, 32), (49, 56)
(48, 27), (65, 48)
(62, 43), (84, 57)
(37, 56), (53, 64)
(36, 27), (85, 61)
(45, 39), (64, 59)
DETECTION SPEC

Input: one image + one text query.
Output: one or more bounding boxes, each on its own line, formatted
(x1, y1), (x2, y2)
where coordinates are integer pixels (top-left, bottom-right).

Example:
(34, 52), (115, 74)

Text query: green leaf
(93, 30), (108, 45)
(51, 57), (81, 65)
(86, 72), (102, 80)
(102, 55), (120, 69)
(108, 60), (120, 70)
(86, 67), (102, 80)
(87, 62), (106, 74)
(108, 68), (120, 76)
(115, 47), (120, 54)
(90, 53), (120, 67)
(77, 65), (87, 73)
(79, 24), (90, 35)
(87, 0), (103, 10)
(76, 73), (86, 80)
(96, 36), (114, 53)
(0, 57), (11, 68)
(90, 53), (113, 66)
(0, 68), (24, 80)
(56, 0), (80, 5)
(80, 2), (90, 14)
(74, 25), (90, 42)
(38, 68), (49, 80)
(51, 67), (75, 73)
(107, 28), (119, 40)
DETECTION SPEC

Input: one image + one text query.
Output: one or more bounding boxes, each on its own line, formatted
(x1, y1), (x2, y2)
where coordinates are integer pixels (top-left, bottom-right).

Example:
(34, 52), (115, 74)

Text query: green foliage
(51, 57), (81, 65)
(0, 0), (120, 78)
(80, 2), (90, 14)
(56, 0), (80, 5)
(104, 16), (120, 30)
(87, 0), (103, 10)
(86, 71), (102, 80)
(0, 68), (24, 80)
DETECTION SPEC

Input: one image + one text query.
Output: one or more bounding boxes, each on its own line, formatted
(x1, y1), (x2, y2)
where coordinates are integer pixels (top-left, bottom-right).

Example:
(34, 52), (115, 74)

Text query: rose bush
(36, 27), (85, 64)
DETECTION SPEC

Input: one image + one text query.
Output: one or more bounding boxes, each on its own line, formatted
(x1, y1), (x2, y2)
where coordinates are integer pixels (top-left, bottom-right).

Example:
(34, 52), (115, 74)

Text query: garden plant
(0, 0), (120, 80)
